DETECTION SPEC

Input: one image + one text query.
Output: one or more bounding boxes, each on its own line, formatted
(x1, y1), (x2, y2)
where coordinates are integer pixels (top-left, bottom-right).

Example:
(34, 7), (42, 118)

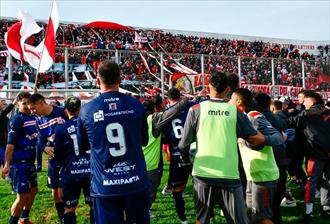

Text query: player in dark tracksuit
(0, 99), (15, 167)
(54, 97), (93, 224)
(163, 88), (197, 224)
(288, 91), (330, 222)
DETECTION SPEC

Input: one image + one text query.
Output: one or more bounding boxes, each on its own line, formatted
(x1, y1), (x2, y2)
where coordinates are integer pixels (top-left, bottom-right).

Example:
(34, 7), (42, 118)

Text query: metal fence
(1, 47), (329, 100)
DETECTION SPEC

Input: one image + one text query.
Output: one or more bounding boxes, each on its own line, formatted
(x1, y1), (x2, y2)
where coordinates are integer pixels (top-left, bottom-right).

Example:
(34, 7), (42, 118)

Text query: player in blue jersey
(78, 61), (149, 224)
(27, 93), (67, 223)
(54, 97), (93, 224)
(2, 92), (38, 224)
(163, 88), (197, 224)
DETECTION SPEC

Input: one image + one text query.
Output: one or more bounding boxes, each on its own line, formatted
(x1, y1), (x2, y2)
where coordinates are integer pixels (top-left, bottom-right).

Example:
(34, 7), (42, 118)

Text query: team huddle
(0, 61), (330, 224)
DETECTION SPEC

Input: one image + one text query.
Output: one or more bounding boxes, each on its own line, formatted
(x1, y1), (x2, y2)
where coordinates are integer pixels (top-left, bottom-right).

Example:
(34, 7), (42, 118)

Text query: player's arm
(0, 99), (16, 117)
(2, 115), (22, 177)
(236, 111), (265, 149)
(54, 126), (64, 163)
(251, 115), (285, 147)
(178, 107), (198, 162)
(287, 110), (306, 129)
(77, 113), (91, 152)
(152, 97), (189, 134)
(2, 144), (14, 178)
(141, 110), (149, 146)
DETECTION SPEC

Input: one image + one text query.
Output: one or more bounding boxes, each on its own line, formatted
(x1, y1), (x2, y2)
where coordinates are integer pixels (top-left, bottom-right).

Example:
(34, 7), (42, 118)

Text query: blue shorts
(169, 157), (192, 191)
(94, 190), (150, 224)
(10, 164), (38, 193)
(62, 177), (92, 208)
(47, 162), (61, 189)
(0, 146), (5, 166)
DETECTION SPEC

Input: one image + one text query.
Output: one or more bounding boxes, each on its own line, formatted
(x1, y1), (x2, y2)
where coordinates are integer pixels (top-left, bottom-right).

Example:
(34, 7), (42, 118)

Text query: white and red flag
(38, 0), (59, 72)
(4, 0), (59, 73)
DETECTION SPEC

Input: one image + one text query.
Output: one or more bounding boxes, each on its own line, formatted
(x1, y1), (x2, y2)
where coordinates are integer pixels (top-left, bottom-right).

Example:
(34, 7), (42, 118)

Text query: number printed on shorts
(171, 118), (183, 139)
(106, 122), (127, 157)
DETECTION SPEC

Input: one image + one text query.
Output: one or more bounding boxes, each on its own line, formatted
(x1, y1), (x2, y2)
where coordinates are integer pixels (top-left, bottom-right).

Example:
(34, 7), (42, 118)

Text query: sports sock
(9, 216), (19, 224)
(173, 192), (186, 222)
(55, 202), (65, 222)
(90, 209), (95, 224)
(20, 210), (30, 221)
(63, 212), (76, 224)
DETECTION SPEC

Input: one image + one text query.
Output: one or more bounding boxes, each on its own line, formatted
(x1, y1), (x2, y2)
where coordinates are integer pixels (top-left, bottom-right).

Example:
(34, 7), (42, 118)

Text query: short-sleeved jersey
(36, 106), (67, 166)
(7, 112), (38, 164)
(164, 101), (196, 158)
(78, 91), (149, 197)
(55, 116), (90, 180)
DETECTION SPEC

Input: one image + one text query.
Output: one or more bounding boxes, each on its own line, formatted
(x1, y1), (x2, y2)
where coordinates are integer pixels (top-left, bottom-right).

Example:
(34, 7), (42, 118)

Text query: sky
(1, 0), (330, 41)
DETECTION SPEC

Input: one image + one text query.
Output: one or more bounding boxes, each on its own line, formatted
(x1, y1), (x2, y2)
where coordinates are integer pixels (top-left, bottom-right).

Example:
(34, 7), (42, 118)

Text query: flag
(72, 72), (78, 81)
(4, 11), (42, 62)
(38, 0), (59, 72)
(0, 50), (8, 57)
(4, 1), (59, 73)
(23, 73), (29, 82)
(134, 32), (148, 43)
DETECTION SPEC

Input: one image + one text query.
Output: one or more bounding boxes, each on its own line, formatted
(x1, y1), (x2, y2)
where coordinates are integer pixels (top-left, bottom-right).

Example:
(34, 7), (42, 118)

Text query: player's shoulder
(52, 105), (65, 114)
(10, 112), (23, 123)
(190, 102), (201, 110)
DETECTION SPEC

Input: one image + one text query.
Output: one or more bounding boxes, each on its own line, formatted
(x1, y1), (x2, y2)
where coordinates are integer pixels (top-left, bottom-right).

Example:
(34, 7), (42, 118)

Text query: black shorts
(47, 162), (61, 189)
(62, 177), (92, 208)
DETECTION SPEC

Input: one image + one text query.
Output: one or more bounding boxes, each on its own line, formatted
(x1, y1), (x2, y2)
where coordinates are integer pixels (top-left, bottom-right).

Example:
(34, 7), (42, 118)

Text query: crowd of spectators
(0, 18), (329, 92)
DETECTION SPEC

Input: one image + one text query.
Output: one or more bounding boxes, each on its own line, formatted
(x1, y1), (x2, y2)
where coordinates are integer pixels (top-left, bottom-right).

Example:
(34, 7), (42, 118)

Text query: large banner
(169, 73), (209, 95)
(241, 84), (330, 101)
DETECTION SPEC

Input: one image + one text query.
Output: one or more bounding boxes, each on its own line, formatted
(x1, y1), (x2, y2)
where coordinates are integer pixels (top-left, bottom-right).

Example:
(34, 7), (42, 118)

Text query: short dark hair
(168, 87), (181, 100)
(233, 88), (253, 107)
(153, 95), (163, 109)
(16, 92), (31, 102)
(304, 91), (324, 105)
(227, 73), (239, 92)
(143, 99), (155, 115)
(64, 97), (81, 114)
(209, 71), (228, 94)
(254, 92), (271, 108)
(272, 100), (283, 110)
(28, 93), (45, 104)
(97, 61), (121, 86)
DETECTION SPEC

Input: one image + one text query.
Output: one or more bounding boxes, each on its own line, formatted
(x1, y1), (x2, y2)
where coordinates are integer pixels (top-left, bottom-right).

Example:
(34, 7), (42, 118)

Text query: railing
(0, 47), (329, 100)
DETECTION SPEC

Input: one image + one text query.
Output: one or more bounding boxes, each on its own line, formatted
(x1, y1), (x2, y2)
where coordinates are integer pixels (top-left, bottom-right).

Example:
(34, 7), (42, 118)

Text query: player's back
(79, 91), (148, 197)
(55, 117), (90, 180)
(165, 101), (196, 155)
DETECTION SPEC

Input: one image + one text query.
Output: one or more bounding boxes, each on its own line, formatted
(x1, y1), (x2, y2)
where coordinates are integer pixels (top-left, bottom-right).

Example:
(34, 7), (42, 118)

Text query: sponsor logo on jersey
(103, 175), (140, 186)
(67, 125), (76, 134)
(70, 168), (90, 174)
(208, 110), (230, 116)
(104, 162), (136, 175)
(109, 103), (117, 111)
(72, 157), (90, 166)
(104, 98), (119, 103)
(25, 132), (38, 140)
(93, 110), (104, 122)
(104, 110), (135, 117)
